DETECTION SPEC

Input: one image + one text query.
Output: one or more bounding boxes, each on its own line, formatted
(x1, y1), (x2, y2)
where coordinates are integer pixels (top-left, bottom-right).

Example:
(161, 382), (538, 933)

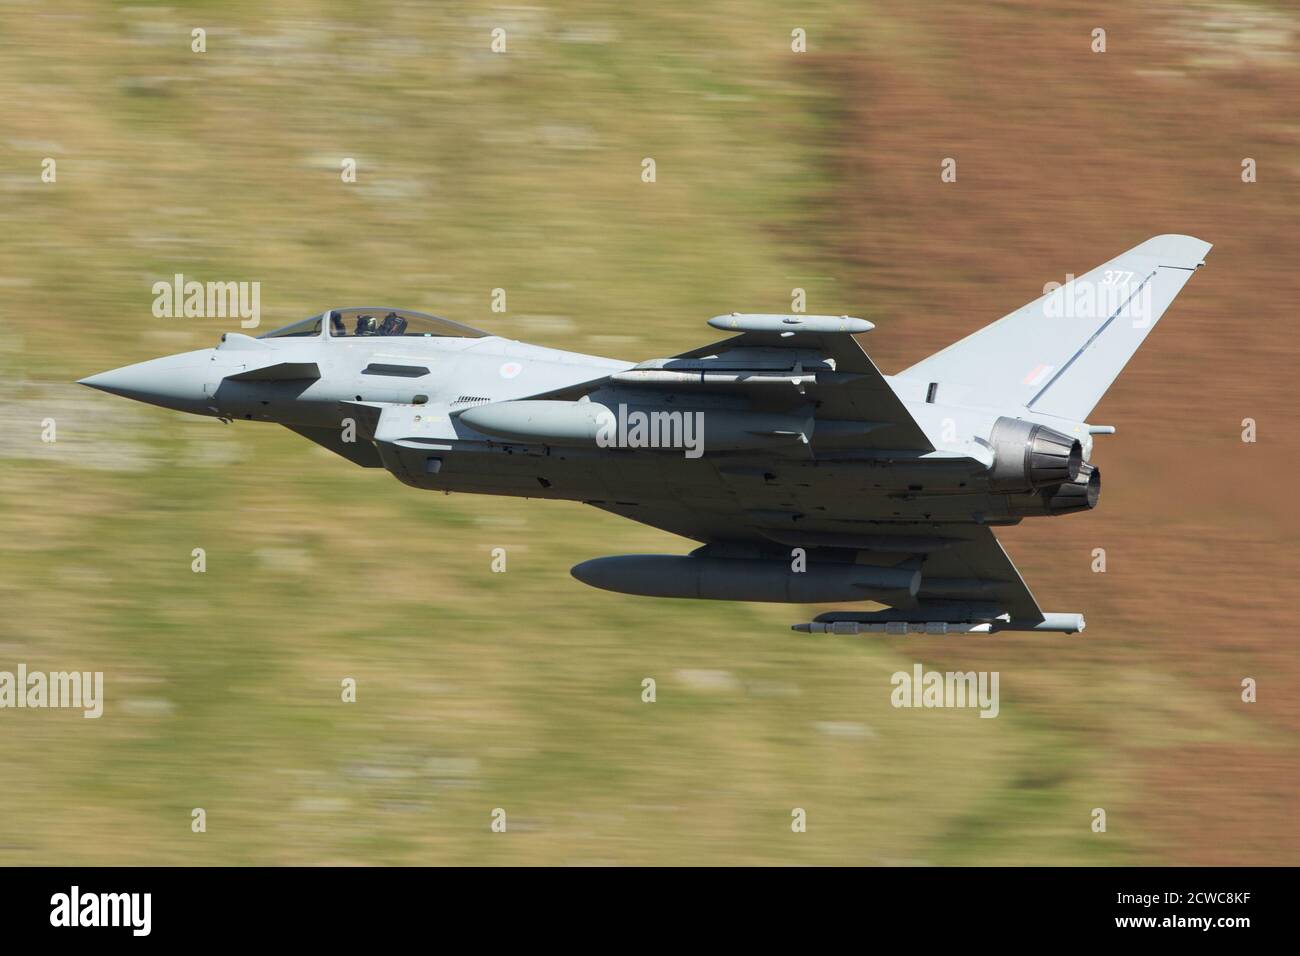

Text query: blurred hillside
(0, 0), (1295, 864)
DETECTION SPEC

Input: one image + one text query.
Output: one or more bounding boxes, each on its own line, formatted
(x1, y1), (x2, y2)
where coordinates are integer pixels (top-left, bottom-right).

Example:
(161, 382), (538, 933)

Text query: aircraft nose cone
(79, 350), (214, 414)
(77, 367), (141, 397)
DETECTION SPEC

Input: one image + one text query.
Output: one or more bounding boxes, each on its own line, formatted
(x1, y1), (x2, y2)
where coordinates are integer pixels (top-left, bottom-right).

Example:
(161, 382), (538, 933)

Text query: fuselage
(80, 314), (1099, 548)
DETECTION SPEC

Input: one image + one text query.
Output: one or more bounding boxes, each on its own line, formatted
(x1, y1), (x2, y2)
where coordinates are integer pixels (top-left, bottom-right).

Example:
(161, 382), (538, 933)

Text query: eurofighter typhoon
(81, 235), (1210, 635)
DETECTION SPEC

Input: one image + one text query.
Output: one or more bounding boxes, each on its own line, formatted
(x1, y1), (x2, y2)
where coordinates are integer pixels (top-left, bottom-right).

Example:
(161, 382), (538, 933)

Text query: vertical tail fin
(900, 235), (1211, 420)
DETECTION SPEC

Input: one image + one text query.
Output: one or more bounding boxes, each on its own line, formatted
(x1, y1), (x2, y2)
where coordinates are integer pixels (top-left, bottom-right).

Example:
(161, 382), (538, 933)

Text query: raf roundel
(499, 361), (523, 379)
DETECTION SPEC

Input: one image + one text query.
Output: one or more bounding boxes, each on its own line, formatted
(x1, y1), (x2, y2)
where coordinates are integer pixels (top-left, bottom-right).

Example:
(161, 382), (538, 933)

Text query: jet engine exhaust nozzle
(1045, 461), (1100, 513)
(1007, 462), (1101, 517)
(988, 416), (1083, 492)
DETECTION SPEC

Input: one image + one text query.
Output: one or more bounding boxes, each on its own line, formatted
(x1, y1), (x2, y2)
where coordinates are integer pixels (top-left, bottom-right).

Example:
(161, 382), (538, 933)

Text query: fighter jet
(81, 235), (1210, 635)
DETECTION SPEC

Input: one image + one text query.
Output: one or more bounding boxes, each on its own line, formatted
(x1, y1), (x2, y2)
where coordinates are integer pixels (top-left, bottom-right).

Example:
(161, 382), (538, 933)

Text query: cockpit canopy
(260, 308), (486, 340)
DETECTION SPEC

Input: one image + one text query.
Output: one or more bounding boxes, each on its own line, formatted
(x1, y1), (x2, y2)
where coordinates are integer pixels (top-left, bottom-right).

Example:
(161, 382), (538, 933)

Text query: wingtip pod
(707, 313), (874, 334)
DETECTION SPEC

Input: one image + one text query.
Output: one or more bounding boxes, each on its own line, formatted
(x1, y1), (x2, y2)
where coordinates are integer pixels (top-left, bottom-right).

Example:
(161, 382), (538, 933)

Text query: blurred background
(1, 0), (1296, 864)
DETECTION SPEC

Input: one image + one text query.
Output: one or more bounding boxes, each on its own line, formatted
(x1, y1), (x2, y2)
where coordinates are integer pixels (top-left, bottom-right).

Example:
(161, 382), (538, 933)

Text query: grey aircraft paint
(81, 236), (1211, 633)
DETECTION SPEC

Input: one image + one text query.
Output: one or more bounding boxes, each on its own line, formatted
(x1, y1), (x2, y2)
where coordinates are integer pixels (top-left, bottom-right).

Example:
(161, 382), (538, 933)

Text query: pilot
(378, 312), (408, 336)
(354, 314), (378, 336)
(330, 312), (347, 336)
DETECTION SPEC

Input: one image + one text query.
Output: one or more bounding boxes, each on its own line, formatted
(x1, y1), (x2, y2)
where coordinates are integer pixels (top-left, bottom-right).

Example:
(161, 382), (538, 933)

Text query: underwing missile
(792, 612), (1085, 635)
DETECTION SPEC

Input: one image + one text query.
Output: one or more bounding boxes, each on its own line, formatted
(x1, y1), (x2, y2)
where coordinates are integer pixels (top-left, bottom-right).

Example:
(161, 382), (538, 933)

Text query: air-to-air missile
(791, 612), (1086, 635)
